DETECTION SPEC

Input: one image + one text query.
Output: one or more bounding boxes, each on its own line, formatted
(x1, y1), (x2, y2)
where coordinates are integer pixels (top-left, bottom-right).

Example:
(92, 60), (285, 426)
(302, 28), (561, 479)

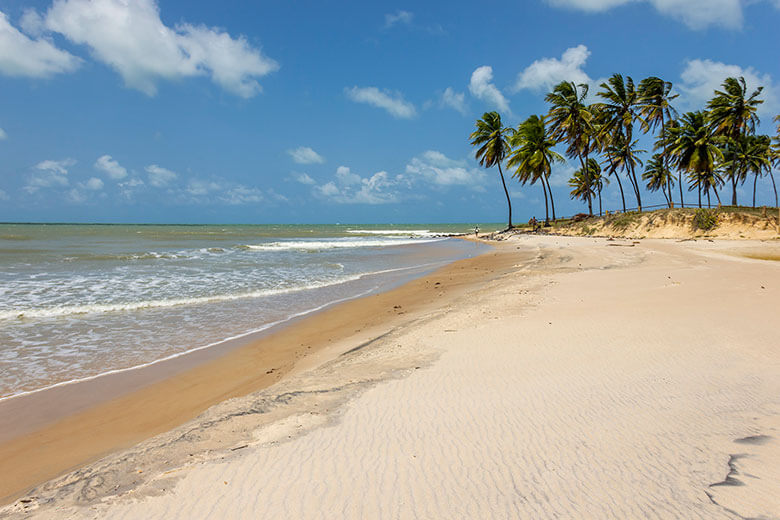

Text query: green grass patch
(692, 208), (719, 231)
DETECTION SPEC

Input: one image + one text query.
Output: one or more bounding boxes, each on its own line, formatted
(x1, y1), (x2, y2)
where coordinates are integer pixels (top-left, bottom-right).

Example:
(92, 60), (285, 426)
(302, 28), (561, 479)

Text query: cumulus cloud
(94, 154), (127, 179)
(25, 158), (76, 193)
(513, 45), (592, 92)
(39, 0), (278, 96)
(679, 59), (778, 116)
(384, 10), (414, 28)
(405, 151), (486, 189)
(221, 186), (264, 205)
(83, 177), (104, 190)
(469, 66), (510, 113)
(0, 11), (81, 78)
(290, 172), (316, 185)
(288, 146), (325, 164)
(440, 87), (468, 114)
(314, 166), (401, 204)
(545, 0), (749, 29)
(345, 86), (417, 119)
(0, 127), (6, 140)
(145, 164), (177, 187)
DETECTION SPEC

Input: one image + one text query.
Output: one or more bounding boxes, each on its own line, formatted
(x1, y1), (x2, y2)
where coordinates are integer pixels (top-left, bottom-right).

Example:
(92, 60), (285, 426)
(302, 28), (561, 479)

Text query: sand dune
(5, 236), (779, 519)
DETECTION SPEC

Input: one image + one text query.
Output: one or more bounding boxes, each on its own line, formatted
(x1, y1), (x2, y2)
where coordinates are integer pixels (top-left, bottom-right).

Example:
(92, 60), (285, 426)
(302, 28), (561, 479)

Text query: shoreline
(0, 240), (511, 506)
(4, 235), (779, 519)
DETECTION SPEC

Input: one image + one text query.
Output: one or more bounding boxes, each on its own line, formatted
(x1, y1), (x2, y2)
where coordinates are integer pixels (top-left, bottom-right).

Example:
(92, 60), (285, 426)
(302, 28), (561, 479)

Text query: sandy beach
(3, 235), (779, 519)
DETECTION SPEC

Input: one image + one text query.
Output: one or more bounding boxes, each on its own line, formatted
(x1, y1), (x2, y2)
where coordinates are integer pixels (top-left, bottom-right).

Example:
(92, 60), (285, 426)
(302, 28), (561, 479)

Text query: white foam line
(0, 261), (444, 321)
(0, 260), (449, 403)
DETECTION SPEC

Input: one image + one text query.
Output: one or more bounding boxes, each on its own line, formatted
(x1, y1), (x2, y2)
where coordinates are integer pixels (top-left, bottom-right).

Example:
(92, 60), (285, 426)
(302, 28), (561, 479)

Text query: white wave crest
(246, 237), (442, 251)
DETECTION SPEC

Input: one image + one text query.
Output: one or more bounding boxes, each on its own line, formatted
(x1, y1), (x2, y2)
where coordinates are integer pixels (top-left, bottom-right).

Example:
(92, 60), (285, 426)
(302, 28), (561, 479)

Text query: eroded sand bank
(4, 236), (779, 519)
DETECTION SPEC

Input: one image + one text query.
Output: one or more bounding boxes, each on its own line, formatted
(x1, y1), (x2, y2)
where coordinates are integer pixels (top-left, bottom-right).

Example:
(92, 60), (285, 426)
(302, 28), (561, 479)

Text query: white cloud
(384, 10), (414, 28)
(290, 172), (316, 185)
(186, 178), (222, 196)
(220, 185), (264, 205)
(0, 11), (81, 78)
(83, 177), (104, 190)
(468, 66), (510, 113)
(145, 164), (177, 187)
(440, 87), (468, 114)
(513, 45), (592, 92)
(679, 59), (778, 116)
(335, 165), (362, 186)
(345, 86), (417, 119)
(545, 0), (747, 29)
(314, 166), (401, 204)
(25, 158), (75, 193)
(41, 0), (278, 97)
(19, 9), (45, 36)
(0, 127), (6, 140)
(405, 151), (486, 189)
(288, 146), (325, 164)
(66, 188), (86, 203)
(94, 154), (127, 179)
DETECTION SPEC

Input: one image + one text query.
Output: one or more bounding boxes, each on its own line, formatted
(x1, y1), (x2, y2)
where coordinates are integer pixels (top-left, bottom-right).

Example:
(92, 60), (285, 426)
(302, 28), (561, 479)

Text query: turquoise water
(0, 223), (496, 399)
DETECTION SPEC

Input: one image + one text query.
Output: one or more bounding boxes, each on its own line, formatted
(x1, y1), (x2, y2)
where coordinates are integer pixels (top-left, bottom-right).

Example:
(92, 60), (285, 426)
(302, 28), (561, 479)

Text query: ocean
(0, 223), (494, 400)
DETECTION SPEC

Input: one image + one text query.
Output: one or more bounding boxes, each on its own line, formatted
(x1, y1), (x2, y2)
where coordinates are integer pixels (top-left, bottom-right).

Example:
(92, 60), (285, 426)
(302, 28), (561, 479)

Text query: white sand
(11, 236), (780, 519)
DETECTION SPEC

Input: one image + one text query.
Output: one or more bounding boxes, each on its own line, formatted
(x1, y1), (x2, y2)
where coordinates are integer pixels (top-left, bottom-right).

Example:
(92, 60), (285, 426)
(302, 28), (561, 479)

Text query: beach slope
(5, 236), (779, 519)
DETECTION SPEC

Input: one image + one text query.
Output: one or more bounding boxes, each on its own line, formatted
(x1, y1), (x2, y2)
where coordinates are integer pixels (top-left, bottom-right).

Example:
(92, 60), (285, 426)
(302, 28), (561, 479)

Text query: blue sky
(0, 0), (778, 224)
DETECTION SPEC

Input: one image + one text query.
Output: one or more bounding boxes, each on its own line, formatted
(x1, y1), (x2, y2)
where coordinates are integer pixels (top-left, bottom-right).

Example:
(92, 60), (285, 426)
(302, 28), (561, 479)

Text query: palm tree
(642, 153), (675, 207)
(707, 76), (764, 206)
(723, 134), (772, 207)
(608, 135), (645, 211)
(668, 111), (724, 208)
(507, 115), (565, 225)
(596, 73), (644, 211)
(638, 76), (679, 206)
(470, 112), (513, 228)
(770, 114), (780, 207)
(569, 158), (606, 212)
(546, 81), (595, 215)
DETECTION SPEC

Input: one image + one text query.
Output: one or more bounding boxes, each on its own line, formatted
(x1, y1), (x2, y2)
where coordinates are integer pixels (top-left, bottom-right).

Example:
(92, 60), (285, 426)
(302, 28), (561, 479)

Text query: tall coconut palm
(608, 136), (645, 211)
(642, 153), (675, 207)
(638, 76), (679, 206)
(723, 134), (772, 207)
(595, 73), (644, 211)
(507, 115), (565, 225)
(569, 158), (606, 212)
(546, 81), (595, 215)
(668, 111), (724, 208)
(770, 114), (780, 207)
(707, 76), (764, 206)
(470, 112), (513, 228)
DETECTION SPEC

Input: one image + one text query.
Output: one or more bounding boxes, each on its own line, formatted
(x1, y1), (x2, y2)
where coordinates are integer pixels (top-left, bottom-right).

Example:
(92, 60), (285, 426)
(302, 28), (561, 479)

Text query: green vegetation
(606, 211), (640, 231)
(692, 209), (719, 231)
(470, 74), (780, 222)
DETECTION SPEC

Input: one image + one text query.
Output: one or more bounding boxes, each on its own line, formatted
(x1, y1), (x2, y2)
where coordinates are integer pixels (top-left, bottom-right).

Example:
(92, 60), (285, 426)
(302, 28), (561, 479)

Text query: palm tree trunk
(753, 173), (758, 208)
(611, 166), (626, 213)
(698, 185), (702, 208)
(625, 167), (639, 211)
(679, 172), (685, 208)
(667, 178), (673, 208)
(541, 182), (549, 226)
(714, 186), (721, 206)
(544, 175), (556, 221)
(630, 163), (642, 211)
(769, 170), (778, 208)
(731, 173), (738, 206)
(581, 152), (593, 215)
(598, 186), (603, 216)
(497, 163), (512, 228)
(707, 189), (711, 208)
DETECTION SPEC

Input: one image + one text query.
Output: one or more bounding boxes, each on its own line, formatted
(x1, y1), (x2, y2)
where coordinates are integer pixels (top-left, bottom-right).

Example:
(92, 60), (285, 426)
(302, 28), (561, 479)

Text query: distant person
(529, 216), (537, 232)
(474, 226), (480, 237)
